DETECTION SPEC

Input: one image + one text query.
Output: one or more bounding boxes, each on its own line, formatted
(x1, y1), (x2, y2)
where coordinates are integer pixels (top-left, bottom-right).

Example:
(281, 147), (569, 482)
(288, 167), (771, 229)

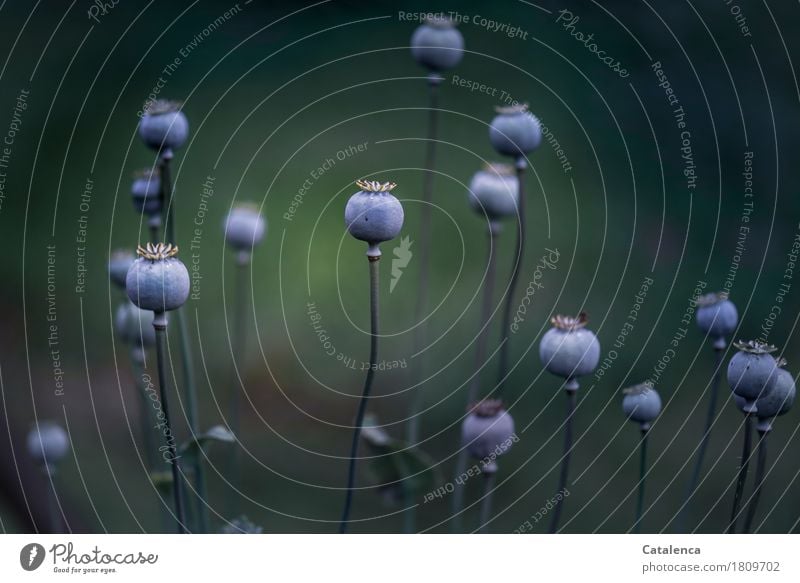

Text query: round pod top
(727, 340), (779, 410)
(489, 103), (542, 158)
(622, 383), (662, 429)
(130, 168), (162, 218)
(410, 16), (464, 73)
(27, 421), (69, 468)
(695, 291), (738, 348)
(126, 243), (190, 313)
(108, 249), (135, 289)
(345, 180), (405, 255)
(539, 313), (601, 387)
(224, 203), (266, 254)
(467, 162), (519, 224)
(138, 100), (189, 152)
(460, 399), (516, 473)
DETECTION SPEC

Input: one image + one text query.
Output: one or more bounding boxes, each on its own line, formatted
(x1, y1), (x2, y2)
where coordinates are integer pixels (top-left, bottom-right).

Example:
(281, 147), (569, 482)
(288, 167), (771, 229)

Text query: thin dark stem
(407, 77), (440, 448)
(159, 153), (207, 532)
(727, 413), (753, 533)
(340, 256), (380, 534)
(404, 76), (441, 534)
(148, 221), (160, 245)
(154, 318), (187, 534)
(451, 225), (499, 533)
(743, 429), (768, 533)
(496, 161), (526, 395)
(634, 428), (649, 534)
(45, 468), (60, 533)
(549, 387), (576, 533)
(678, 345), (724, 532)
(227, 258), (249, 497)
(478, 471), (496, 534)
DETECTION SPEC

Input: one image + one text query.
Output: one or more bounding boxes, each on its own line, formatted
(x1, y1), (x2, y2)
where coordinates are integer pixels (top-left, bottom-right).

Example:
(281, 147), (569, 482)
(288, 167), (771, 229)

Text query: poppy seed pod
(461, 399), (515, 473)
(224, 203), (266, 253)
(696, 292), (738, 348)
(131, 168), (162, 218)
(751, 359), (795, 431)
(467, 162), (519, 222)
(622, 383), (662, 430)
(115, 301), (156, 349)
(489, 104), (542, 159)
(27, 421), (69, 468)
(727, 340), (779, 411)
(126, 243), (190, 313)
(539, 313), (601, 388)
(138, 100), (189, 152)
(345, 180), (404, 256)
(410, 16), (464, 73)
(108, 250), (135, 289)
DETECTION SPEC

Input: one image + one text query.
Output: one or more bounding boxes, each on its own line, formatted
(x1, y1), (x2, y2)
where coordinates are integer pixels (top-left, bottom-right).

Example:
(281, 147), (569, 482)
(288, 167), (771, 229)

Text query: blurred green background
(1, 0), (799, 533)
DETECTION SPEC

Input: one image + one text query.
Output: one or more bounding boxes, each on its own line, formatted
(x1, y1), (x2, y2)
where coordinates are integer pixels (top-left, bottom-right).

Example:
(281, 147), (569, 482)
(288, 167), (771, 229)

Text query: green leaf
(361, 414), (441, 503)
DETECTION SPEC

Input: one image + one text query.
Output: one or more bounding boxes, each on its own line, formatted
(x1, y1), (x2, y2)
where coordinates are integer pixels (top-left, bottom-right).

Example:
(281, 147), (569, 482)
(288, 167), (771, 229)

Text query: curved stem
(727, 413), (753, 533)
(159, 153), (207, 532)
(634, 428), (649, 533)
(477, 471), (496, 534)
(549, 387), (576, 533)
(451, 226), (499, 533)
(153, 317), (187, 533)
(226, 258), (249, 513)
(678, 345), (723, 532)
(340, 256), (380, 533)
(404, 76), (441, 533)
(743, 429), (768, 533)
(496, 161), (526, 395)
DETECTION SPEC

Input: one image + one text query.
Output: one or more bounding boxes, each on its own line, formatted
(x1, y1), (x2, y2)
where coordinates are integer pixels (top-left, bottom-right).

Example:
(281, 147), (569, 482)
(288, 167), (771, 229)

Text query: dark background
(0, 0), (799, 533)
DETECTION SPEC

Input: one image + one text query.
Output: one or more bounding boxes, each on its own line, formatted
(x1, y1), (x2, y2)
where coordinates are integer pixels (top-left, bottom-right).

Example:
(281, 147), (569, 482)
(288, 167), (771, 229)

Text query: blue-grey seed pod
(727, 340), (779, 409)
(138, 100), (189, 152)
(489, 104), (542, 158)
(131, 168), (162, 217)
(468, 162), (519, 222)
(461, 399), (515, 473)
(696, 292), (738, 348)
(224, 203), (266, 252)
(108, 250), (135, 289)
(622, 383), (662, 429)
(345, 180), (404, 253)
(752, 360), (795, 424)
(410, 17), (464, 72)
(126, 243), (190, 313)
(27, 421), (69, 467)
(115, 301), (155, 348)
(540, 313), (601, 384)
